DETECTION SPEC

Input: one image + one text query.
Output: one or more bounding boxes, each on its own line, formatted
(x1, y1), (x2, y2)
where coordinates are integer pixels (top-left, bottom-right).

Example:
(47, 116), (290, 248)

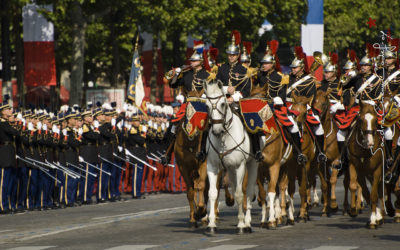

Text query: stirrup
(160, 155), (169, 166)
(196, 151), (206, 162)
(317, 153), (327, 163)
(386, 157), (394, 168)
(255, 151), (264, 162)
(384, 172), (393, 184)
(297, 154), (308, 165)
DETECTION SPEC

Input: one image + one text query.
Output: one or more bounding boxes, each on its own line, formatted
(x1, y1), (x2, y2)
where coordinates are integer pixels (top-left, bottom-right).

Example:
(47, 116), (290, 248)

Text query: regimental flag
(239, 98), (277, 134)
(184, 98), (208, 137)
(23, 4), (56, 87)
(127, 43), (145, 107)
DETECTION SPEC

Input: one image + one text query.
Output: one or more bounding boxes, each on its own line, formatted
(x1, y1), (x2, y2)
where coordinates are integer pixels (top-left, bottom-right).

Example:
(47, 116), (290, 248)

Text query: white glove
(55, 127), (60, 134)
(28, 122), (34, 131)
(166, 122), (170, 128)
(52, 124), (58, 133)
(62, 129), (68, 137)
(154, 123), (158, 129)
(94, 120), (99, 128)
(78, 127), (83, 135)
(142, 125), (147, 133)
(117, 121), (122, 130)
(171, 124), (176, 134)
(79, 156), (84, 162)
(125, 123), (132, 130)
(21, 118), (26, 127)
(111, 118), (116, 126)
(273, 97), (284, 106)
(161, 123), (165, 130)
(118, 146), (123, 152)
(43, 124), (48, 131)
(148, 120), (153, 128)
(175, 67), (181, 75)
(394, 96), (400, 106)
(232, 91), (243, 102)
(17, 113), (23, 120)
(37, 122), (42, 130)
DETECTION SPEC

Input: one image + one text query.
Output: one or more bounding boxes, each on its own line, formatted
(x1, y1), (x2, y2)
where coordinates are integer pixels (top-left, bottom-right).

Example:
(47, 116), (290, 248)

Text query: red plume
(231, 30), (241, 45)
(330, 53), (338, 65)
(193, 40), (204, 48)
(268, 40), (279, 55)
(390, 38), (400, 52)
(349, 49), (356, 62)
(366, 43), (375, 58)
(203, 49), (211, 71)
(209, 46), (219, 61)
(294, 46), (304, 59)
(275, 57), (281, 72)
(242, 41), (252, 55)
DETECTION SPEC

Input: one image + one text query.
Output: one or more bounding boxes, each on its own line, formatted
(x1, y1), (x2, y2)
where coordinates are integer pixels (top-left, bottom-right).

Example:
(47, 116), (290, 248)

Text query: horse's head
(313, 89), (331, 117)
(359, 100), (378, 149)
(290, 91), (312, 125)
(382, 92), (393, 112)
(204, 79), (230, 137)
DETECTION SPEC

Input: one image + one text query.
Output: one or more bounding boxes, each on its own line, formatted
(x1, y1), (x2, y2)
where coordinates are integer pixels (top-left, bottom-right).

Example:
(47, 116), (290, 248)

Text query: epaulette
(207, 72), (216, 81)
(82, 124), (90, 133)
(66, 127), (71, 131)
(130, 127), (138, 134)
(211, 65), (218, 74)
(281, 74), (289, 85)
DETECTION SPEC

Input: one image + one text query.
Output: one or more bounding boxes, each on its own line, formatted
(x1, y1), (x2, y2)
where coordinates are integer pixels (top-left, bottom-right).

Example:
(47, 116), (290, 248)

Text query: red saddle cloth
(334, 105), (360, 129)
(306, 108), (322, 125)
(274, 105), (295, 127)
(171, 103), (187, 123)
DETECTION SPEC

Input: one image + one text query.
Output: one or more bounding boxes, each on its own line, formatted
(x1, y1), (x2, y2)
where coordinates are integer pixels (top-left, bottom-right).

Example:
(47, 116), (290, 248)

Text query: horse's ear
(217, 80), (223, 90)
(203, 80), (208, 91)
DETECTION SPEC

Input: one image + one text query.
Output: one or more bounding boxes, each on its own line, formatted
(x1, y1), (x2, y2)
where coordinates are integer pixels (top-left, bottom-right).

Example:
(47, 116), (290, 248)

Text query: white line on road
(6, 246), (55, 250)
(199, 245), (258, 250)
(211, 238), (232, 243)
(306, 246), (359, 250)
(92, 206), (189, 220)
(104, 245), (159, 250)
(0, 229), (15, 233)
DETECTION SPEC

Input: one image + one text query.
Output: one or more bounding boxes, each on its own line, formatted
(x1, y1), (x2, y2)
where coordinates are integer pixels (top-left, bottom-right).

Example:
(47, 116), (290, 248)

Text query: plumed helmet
(290, 46), (306, 68)
(226, 30), (241, 55)
(189, 40), (204, 61)
(323, 52), (339, 72)
(240, 41), (252, 63)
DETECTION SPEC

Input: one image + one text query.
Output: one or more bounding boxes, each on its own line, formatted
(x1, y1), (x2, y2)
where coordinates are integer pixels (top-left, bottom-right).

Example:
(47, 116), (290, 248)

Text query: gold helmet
(384, 38), (399, 59)
(240, 41), (252, 63)
(343, 49), (359, 70)
(261, 40), (281, 71)
(359, 43), (377, 66)
(290, 46), (306, 69)
(208, 46), (219, 68)
(226, 30), (241, 55)
(189, 40), (204, 61)
(323, 53), (339, 72)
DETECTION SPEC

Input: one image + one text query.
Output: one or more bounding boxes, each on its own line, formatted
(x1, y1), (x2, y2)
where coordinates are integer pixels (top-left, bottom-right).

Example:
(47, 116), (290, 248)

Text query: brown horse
(347, 100), (384, 229)
(173, 117), (209, 228)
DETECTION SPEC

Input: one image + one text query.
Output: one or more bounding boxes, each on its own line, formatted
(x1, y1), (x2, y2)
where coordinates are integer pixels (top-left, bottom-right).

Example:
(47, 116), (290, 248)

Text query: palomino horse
(204, 80), (258, 234)
(312, 89), (341, 216)
(173, 106), (209, 228)
(347, 100), (384, 229)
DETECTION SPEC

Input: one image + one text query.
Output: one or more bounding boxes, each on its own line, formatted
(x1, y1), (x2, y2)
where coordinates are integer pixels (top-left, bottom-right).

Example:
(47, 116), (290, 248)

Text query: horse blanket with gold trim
(239, 98), (277, 134)
(183, 98), (208, 137)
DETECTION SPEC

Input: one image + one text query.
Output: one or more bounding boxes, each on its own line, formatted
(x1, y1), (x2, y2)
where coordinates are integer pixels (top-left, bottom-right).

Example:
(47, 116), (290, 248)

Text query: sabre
(48, 160), (80, 179)
(78, 156), (111, 176)
(67, 162), (97, 178)
(16, 155), (61, 184)
(25, 156), (54, 170)
(147, 155), (175, 168)
(150, 152), (161, 161)
(98, 155), (126, 171)
(113, 153), (142, 170)
(124, 149), (157, 171)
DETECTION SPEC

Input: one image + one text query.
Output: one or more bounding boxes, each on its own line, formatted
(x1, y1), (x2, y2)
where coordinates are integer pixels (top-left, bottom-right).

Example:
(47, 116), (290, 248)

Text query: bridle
(206, 94), (233, 132)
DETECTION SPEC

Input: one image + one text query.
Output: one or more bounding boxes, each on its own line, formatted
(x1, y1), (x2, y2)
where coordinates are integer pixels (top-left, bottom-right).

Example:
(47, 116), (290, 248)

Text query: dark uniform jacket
(80, 123), (100, 164)
(320, 78), (340, 101)
(254, 70), (287, 101)
(125, 125), (146, 164)
(171, 68), (210, 96)
(354, 72), (382, 101)
(288, 72), (316, 99)
(64, 127), (81, 167)
(217, 62), (252, 98)
(0, 118), (19, 167)
(98, 122), (114, 161)
(378, 67), (400, 94)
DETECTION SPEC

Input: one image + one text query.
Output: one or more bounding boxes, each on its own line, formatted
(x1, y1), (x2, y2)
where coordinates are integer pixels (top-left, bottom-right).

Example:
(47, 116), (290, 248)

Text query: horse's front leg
(348, 162), (359, 217)
(231, 163), (246, 233)
(329, 167), (339, 213)
(207, 165), (219, 233)
(244, 162), (257, 232)
(267, 162), (280, 229)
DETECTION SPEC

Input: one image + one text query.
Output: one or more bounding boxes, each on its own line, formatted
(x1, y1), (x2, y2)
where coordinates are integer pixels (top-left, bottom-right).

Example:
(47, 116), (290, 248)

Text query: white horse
(203, 80), (258, 234)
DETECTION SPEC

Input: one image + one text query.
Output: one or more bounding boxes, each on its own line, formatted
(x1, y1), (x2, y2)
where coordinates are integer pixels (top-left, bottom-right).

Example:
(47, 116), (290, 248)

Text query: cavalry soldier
(253, 41), (305, 163)
(0, 95), (19, 214)
(321, 53), (341, 113)
(288, 46), (326, 164)
(164, 40), (213, 163)
(79, 105), (100, 204)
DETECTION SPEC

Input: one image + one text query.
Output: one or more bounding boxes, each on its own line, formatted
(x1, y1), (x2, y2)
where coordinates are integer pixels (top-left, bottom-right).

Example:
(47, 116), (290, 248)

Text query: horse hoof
(287, 219), (295, 226)
(207, 227), (217, 234)
(190, 222), (198, 228)
(313, 202), (320, 208)
(225, 198), (235, 207)
(358, 209), (363, 214)
(260, 222), (267, 228)
(394, 217), (400, 223)
(329, 206), (338, 214)
(367, 223), (377, 230)
(267, 221), (277, 230)
(237, 227), (245, 235)
(348, 208), (358, 218)
(297, 217), (307, 223)
(281, 215), (288, 225)
(244, 227), (252, 233)
(321, 212), (328, 217)
(377, 219), (383, 226)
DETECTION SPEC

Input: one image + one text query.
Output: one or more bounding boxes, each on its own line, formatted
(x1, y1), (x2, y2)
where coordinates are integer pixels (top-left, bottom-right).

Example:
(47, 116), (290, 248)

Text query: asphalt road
(1, 178), (400, 250)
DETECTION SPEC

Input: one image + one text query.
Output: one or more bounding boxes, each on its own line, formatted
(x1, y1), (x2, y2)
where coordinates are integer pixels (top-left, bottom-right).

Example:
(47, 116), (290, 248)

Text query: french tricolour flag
(301, 0), (324, 55)
(23, 4), (56, 87)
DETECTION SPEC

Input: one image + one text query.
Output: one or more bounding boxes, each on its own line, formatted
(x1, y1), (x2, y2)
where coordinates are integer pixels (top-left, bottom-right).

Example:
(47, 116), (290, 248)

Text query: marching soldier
(110, 103), (125, 201)
(0, 95), (19, 214)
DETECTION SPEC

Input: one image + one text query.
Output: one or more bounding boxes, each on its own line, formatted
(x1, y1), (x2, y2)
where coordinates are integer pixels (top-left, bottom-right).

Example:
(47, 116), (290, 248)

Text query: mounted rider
(215, 31), (261, 161)
(320, 53), (342, 113)
(287, 46), (327, 164)
(162, 40), (214, 163)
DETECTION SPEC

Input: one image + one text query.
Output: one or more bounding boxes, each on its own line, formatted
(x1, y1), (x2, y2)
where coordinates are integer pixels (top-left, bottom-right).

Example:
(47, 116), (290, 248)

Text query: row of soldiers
(0, 99), (186, 214)
(163, 31), (400, 176)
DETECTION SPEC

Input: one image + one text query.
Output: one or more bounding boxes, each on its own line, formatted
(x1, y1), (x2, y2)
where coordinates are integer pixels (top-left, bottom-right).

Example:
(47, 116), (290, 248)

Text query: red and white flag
(23, 4), (57, 87)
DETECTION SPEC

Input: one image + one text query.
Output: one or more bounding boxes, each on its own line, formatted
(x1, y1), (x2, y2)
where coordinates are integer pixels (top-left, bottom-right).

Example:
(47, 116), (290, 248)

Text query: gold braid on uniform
(266, 71), (284, 100)
(191, 70), (207, 94)
(293, 74), (316, 97)
(228, 63), (249, 89)
(361, 75), (382, 101)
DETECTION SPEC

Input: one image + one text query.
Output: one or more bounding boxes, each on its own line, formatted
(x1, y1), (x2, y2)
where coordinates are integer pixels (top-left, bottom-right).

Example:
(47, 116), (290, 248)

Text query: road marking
(6, 246), (55, 250)
(306, 246), (359, 250)
(104, 245), (159, 250)
(92, 206), (189, 220)
(0, 229), (15, 233)
(211, 238), (231, 243)
(199, 245), (258, 250)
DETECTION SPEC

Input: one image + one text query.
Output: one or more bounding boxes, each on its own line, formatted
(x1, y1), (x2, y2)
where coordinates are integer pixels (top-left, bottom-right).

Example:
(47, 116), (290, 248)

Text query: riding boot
(161, 127), (177, 165)
(251, 133), (264, 162)
(385, 139), (394, 168)
(195, 130), (208, 162)
(316, 135), (327, 163)
(291, 132), (307, 164)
